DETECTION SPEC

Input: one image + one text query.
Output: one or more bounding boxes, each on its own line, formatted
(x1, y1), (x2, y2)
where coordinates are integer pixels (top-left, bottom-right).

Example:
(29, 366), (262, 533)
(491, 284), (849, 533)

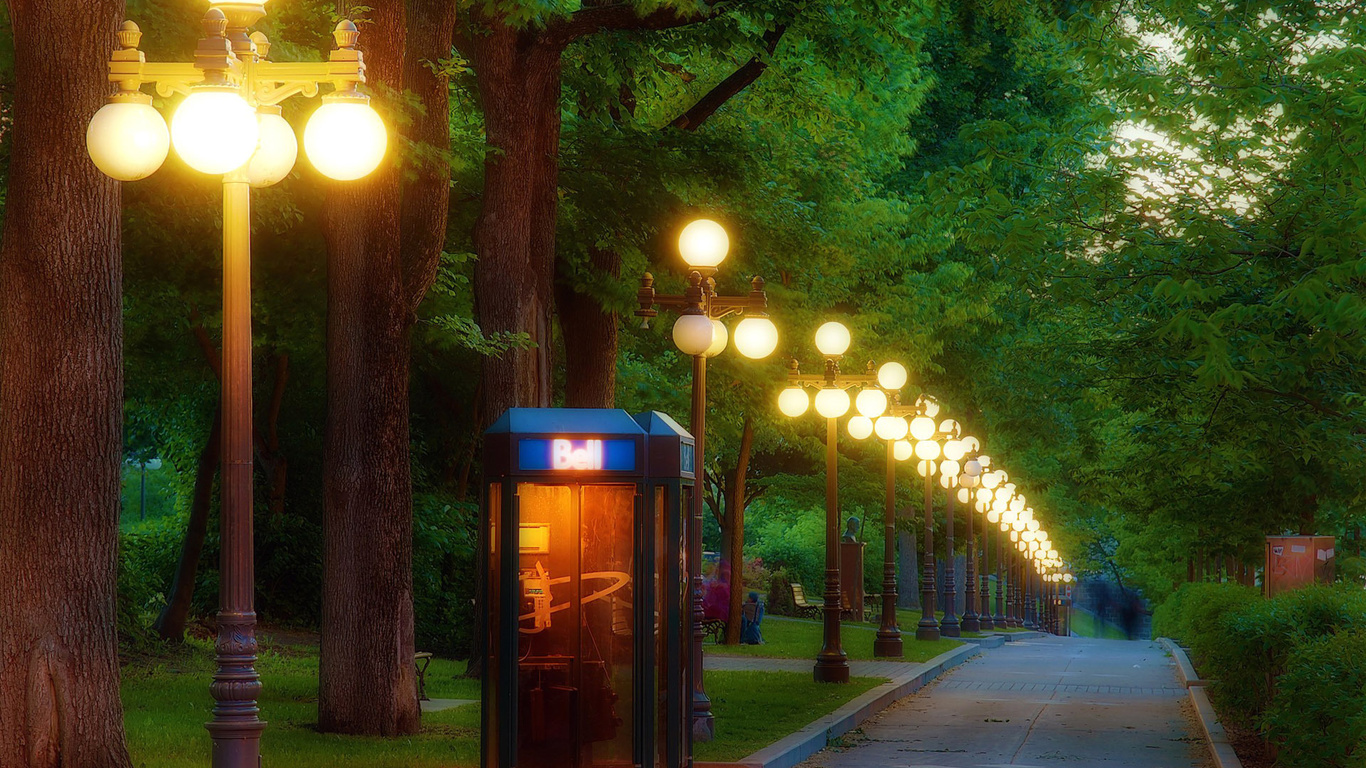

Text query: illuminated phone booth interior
(483, 408), (695, 768)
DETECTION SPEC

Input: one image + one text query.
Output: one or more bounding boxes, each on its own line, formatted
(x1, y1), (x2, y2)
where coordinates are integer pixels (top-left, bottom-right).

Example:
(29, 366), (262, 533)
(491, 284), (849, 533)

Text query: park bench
(701, 618), (727, 643)
(790, 583), (821, 618)
(415, 652), (433, 701)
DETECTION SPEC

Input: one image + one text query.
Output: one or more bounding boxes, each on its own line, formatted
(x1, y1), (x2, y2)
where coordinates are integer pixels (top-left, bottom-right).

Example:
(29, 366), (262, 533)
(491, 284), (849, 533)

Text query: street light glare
(855, 388), (887, 418)
(247, 107), (298, 188)
(678, 218), (729, 269)
(909, 415), (935, 441)
(875, 415), (908, 441)
(778, 387), (809, 417)
(304, 95), (388, 181)
(702, 319), (728, 358)
(847, 415), (873, 440)
(893, 440), (913, 461)
(172, 87), (260, 175)
(914, 439), (940, 461)
(876, 361), (907, 390)
(87, 97), (169, 181)
(732, 316), (778, 359)
(814, 387), (851, 419)
(813, 321), (851, 357)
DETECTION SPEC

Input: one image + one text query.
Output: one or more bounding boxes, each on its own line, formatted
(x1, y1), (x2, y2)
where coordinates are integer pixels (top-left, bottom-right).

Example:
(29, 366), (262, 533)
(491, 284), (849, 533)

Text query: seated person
(739, 592), (764, 645)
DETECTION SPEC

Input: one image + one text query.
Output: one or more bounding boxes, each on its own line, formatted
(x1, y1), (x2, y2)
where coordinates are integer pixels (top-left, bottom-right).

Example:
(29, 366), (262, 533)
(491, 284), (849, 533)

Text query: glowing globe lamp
(813, 321), (850, 357)
(247, 106), (297, 188)
(678, 218), (729, 269)
(732, 316), (778, 359)
(778, 387), (809, 417)
(172, 86), (259, 175)
(304, 91), (387, 181)
(914, 439), (940, 461)
(847, 415), (873, 440)
(855, 388), (887, 418)
(877, 361), (907, 390)
(87, 95), (170, 181)
(703, 319), (728, 358)
(814, 387), (851, 419)
(672, 314), (714, 356)
(893, 440), (913, 461)
(909, 415), (936, 441)
(875, 415), (908, 441)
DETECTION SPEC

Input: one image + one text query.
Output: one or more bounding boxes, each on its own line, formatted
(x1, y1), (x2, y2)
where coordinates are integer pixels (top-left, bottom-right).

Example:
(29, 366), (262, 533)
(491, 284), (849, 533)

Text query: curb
(957, 634), (1005, 648)
(696, 643), (981, 768)
(1155, 637), (1242, 768)
(1001, 630), (1048, 642)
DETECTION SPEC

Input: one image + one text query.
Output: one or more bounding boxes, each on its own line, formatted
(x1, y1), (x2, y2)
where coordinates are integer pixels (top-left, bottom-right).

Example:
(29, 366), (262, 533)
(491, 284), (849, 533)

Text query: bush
(412, 494), (477, 658)
(1150, 581), (1259, 654)
(766, 567), (796, 616)
(1263, 630), (1366, 768)
(1205, 584), (1366, 726)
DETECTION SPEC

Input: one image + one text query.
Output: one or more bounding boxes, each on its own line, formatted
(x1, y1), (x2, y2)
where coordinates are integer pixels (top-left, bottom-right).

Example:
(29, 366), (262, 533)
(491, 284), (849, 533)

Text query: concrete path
(798, 636), (1210, 768)
(705, 655), (931, 679)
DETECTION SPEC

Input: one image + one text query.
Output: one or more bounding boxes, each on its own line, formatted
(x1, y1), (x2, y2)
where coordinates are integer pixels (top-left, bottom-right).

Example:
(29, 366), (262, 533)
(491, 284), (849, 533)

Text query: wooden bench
(701, 618), (727, 643)
(415, 652), (433, 701)
(790, 583), (821, 619)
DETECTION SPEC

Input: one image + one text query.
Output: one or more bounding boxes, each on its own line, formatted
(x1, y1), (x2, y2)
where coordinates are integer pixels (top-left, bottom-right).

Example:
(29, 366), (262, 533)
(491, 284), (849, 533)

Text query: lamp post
(933, 430), (980, 638)
(635, 219), (779, 739)
(956, 448), (987, 633)
(907, 402), (953, 641)
(87, 6), (386, 766)
(845, 362), (913, 658)
(778, 323), (878, 682)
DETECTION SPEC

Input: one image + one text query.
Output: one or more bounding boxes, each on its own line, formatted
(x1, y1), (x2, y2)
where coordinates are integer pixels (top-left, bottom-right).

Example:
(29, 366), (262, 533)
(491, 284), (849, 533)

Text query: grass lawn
(706, 614), (963, 662)
(694, 672), (881, 763)
(1068, 609), (1130, 640)
(123, 637), (880, 767)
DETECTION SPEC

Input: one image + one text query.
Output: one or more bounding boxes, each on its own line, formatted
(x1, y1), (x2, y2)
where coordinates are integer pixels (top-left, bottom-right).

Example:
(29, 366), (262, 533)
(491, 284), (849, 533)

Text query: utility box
(1265, 535), (1336, 598)
(482, 408), (695, 768)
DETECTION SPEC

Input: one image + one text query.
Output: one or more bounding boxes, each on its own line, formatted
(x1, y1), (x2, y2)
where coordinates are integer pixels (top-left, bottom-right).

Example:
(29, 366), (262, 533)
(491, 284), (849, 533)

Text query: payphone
(483, 409), (695, 768)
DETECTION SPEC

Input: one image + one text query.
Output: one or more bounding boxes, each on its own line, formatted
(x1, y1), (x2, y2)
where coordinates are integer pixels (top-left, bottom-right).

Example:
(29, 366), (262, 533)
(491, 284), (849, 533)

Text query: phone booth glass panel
(483, 409), (693, 768)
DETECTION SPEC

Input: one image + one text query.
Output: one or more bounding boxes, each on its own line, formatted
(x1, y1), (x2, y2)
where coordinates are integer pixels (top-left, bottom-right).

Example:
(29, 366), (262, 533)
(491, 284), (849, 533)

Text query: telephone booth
(483, 408), (695, 768)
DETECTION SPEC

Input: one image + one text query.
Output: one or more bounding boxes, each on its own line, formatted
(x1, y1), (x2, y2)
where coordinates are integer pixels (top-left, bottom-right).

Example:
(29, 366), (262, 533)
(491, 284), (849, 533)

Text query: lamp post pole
(636, 237), (777, 740)
(918, 468), (939, 641)
(978, 514), (993, 631)
(1023, 555), (1037, 630)
(962, 480), (979, 633)
(874, 437), (902, 657)
(88, 8), (386, 765)
(941, 489), (960, 637)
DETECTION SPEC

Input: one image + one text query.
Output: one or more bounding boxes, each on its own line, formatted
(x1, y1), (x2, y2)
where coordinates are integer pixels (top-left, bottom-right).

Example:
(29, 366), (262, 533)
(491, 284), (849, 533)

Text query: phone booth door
(516, 482), (638, 768)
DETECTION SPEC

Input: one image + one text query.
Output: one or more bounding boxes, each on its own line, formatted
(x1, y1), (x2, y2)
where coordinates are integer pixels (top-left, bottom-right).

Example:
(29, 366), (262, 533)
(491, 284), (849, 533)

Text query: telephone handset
(521, 561), (553, 630)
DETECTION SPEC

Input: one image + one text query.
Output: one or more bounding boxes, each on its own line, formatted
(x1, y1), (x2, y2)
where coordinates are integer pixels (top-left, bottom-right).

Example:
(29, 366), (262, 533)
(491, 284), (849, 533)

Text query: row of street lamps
(639, 219), (1077, 738)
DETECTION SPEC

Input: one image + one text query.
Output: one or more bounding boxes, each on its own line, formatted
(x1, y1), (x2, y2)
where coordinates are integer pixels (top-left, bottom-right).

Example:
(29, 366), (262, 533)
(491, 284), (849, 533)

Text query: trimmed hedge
(1263, 629), (1366, 768)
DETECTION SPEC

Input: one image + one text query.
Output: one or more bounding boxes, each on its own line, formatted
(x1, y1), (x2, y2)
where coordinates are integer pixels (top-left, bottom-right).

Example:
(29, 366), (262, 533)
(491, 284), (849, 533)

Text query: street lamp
(87, 7), (386, 766)
(956, 445), (985, 632)
(635, 218), (777, 739)
(778, 323), (878, 682)
(845, 361), (918, 657)
(910, 404), (964, 641)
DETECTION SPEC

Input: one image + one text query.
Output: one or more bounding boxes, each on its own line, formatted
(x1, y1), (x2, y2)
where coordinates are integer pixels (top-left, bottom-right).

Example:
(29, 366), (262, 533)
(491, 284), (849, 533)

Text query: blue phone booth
(483, 409), (695, 768)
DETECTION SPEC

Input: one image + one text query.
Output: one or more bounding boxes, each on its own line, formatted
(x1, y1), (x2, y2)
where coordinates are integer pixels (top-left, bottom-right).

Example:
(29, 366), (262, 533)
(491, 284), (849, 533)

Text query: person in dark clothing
(740, 592), (764, 645)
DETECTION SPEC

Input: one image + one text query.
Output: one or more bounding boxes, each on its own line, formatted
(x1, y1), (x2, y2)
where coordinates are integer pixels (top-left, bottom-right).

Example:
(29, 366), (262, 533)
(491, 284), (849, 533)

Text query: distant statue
(842, 516), (861, 543)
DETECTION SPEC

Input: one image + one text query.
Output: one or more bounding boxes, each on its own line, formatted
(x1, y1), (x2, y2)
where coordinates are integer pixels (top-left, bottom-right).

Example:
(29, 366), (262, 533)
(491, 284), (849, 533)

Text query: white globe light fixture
(855, 388), (888, 418)
(303, 90), (388, 181)
(733, 316), (778, 359)
(909, 415), (936, 441)
(943, 440), (966, 461)
(246, 105), (298, 187)
(917, 460), (937, 477)
(964, 458), (982, 476)
(702, 319), (728, 358)
(874, 415), (908, 441)
(814, 387), (851, 419)
(914, 439), (940, 461)
(678, 218), (729, 270)
(672, 314), (715, 356)
(893, 440), (913, 461)
(87, 94), (170, 181)
(847, 415), (873, 440)
(940, 458), (960, 478)
(778, 387), (809, 418)
(172, 85), (260, 175)
(957, 487), (971, 504)
(814, 321), (851, 357)
(877, 361), (908, 390)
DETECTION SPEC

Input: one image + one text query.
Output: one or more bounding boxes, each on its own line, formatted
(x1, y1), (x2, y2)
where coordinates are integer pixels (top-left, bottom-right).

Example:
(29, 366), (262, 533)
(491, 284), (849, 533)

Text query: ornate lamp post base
(874, 633), (904, 657)
(814, 654), (852, 683)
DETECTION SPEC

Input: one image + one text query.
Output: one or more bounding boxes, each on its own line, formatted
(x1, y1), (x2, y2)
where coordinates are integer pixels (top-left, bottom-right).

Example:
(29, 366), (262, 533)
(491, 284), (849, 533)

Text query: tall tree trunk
(0, 2), (133, 765)
(723, 416), (754, 644)
(470, 22), (562, 421)
(153, 405), (222, 641)
(319, 0), (456, 736)
(557, 246), (619, 407)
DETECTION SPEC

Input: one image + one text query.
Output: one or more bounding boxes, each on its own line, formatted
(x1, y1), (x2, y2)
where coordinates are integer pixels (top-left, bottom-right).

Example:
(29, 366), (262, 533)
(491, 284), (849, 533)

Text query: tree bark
(0, 1), (133, 765)
(557, 246), (620, 407)
(723, 416), (754, 644)
(469, 20), (562, 421)
(319, 0), (456, 736)
(153, 405), (222, 642)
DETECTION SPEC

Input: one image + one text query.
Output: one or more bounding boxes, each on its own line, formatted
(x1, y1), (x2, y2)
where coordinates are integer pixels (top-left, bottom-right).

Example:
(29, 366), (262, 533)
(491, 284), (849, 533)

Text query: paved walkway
(798, 636), (1209, 768)
(705, 654), (930, 679)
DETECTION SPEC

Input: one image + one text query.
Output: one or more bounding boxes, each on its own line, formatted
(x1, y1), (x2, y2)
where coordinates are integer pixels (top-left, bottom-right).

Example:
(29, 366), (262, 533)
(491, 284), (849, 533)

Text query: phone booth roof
(485, 408), (693, 479)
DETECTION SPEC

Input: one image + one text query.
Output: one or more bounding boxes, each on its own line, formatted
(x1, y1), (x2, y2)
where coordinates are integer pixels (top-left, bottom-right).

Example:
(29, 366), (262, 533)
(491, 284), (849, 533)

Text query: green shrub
(412, 494), (477, 657)
(765, 567), (796, 616)
(1150, 581), (1260, 656)
(1205, 585), (1366, 726)
(1262, 630), (1366, 768)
